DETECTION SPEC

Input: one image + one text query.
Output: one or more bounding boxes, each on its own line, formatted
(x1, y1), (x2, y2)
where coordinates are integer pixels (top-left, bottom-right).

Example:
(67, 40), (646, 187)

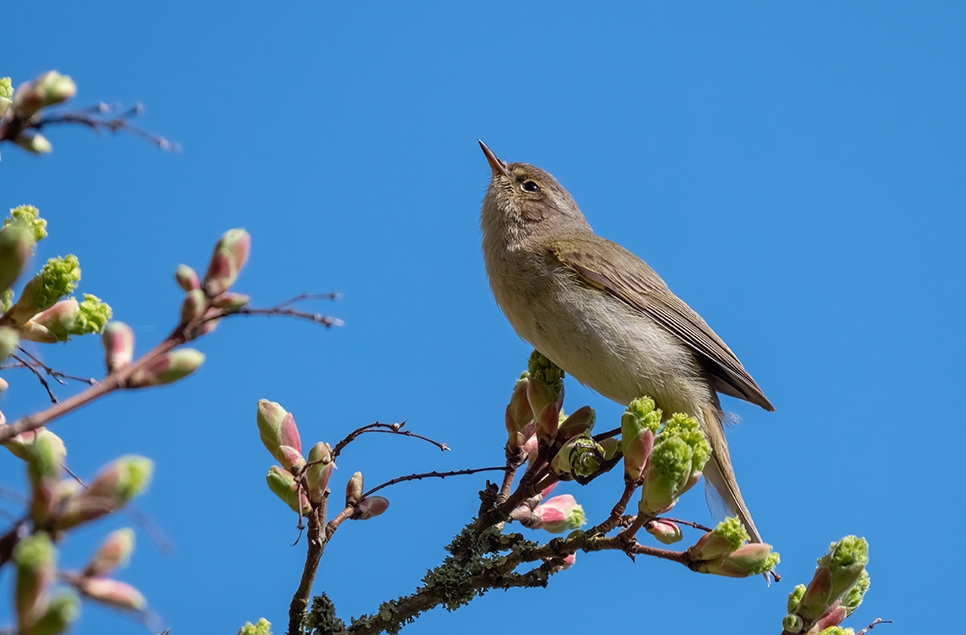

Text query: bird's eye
(522, 181), (540, 193)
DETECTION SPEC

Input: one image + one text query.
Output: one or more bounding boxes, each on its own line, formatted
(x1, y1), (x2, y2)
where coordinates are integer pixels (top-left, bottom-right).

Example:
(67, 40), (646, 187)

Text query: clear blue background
(1, 2), (963, 633)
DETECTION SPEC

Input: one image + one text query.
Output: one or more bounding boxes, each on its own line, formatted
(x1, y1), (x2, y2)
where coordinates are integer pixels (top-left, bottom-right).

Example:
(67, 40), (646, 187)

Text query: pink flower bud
(77, 577), (145, 611)
(13, 71), (76, 119)
(544, 552), (576, 570)
(526, 376), (558, 421)
(697, 543), (779, 578)
(798, 566), (833, 621)
(277, 444), (306, 473)
(256, 399), (302, 463)
(345, 471), (363, 506)
(505, 377), (532, 438)
(305, 442), (335, 505)
(355, 496), (389, 520)
(129, 349), (204, 387)
(102, 322), (134, 372)
(29, 299), (79, 342)
(688, 530), (738, 562)
(203, 229), (250, 296)
(13, 532), (56, 630)
(530, 494), (586, 534)
(266, 465), (311, 515)
(180, 289), (206, 324)
(84, 528), (134, 577)
(557, 405), (595, 440)
(645, 520), (683, 545)
(174, 265), (200, 291)
(534, 402), (560, 448)
(211, 292), (250, 310)
(623, 427), (654, 481)
(810, 603), (847, 632)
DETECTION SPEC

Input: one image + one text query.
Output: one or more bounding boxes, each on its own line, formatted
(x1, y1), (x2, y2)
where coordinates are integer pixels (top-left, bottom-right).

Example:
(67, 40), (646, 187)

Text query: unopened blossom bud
(17, 320), (57, 343)
(102, 321), (134, 372)
(0, 224), (36, 296)
(782, 614), (804, 633)
(304, 442), (335, 504)
(355, 496), (389, 520)
(688, 517), (748, 562)
(276, 445), (306, 473)
(211, 292), (249, 310)
(15, 133), (53, 155)
(598, 436), (620, 460)
(84, 528), (135, 578)
(266, 465), (311, 515)
(77, 577), (146, 611)
(505, 375), (532, 448)
(129, 349), (204, 387)
(0, 326), (19, 360)
(557, 405), (596, 440)
(345, 471), (363, 507)
(3, 427), (65, 463)
(13, 71), (76, 119)
(255, 399), (302, 463)
(27, 294), (111, 342)
(533, 399), (560, 448)
(621, 396), (661, 481)
(544, 552), (576, 570)
(810, 604), (848, 633)
(180, 289), (206, 323)
(530, 494), (586, 534)
(203, 229), (250, 296)
(30, 590), (79, 635)
(8, 255), (81, 324)
(56, 456), (152, 530)
(25, 431), (65, 523)
(696, 543), (779, 578)
(174, 264), (200, 292)
(798, 565), (833, 621)
(645, 520), (683, 545)
(87, 455), (153, 502)
(14, 532), (56, 630)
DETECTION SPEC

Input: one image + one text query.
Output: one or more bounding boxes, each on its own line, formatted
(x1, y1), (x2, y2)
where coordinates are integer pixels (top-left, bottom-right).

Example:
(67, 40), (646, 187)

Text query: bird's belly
(500, 283), (707, 414)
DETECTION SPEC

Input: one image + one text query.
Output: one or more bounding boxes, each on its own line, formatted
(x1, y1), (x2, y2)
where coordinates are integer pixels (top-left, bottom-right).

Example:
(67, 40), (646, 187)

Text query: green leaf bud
(9, 255), (81, 324)
(29, 590), (79, 635)
(84, 528), (135, 578)
(0, 326), (19, 360)
(14, 532), (56, 630)
(5, 205), (48, 242)
(237, 618), (273, 635)
(0, 224), (37, 296)
(129, 349), (204, 387)
(174, 264), (200, 292)
(787, 583), (806, 613)
(527, 350), (564, 399)
(15, 133), (53, 155)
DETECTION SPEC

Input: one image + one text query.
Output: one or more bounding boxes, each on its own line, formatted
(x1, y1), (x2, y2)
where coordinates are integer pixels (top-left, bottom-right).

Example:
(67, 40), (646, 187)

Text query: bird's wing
(549, 235), (774, 411)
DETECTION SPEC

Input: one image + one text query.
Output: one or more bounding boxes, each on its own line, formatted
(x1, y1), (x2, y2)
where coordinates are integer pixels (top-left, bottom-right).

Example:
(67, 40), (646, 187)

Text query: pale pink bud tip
(102, 322), (135, 373)
(256, 399), (302, 461)
(78, 578), (146, 611)
(174, 264), (200, 291)
(203, 229), (251, 296)
(345, 471), (363, 506)
(129, 349), (204, 387)
(355, 496), (389, 520)
(85, 528), (135, 577)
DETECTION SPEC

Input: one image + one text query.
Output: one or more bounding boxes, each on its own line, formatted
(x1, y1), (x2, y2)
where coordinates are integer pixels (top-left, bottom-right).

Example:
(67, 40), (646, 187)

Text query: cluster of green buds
(781, 537), (870, 635)
(628, 401), (710, 518)
(0, 71), (77, 155)
(510, 483), (586, 534)
(2, 426), (153, 531)
(175, 229), (251, 338)
(685, 517), (780, 578)
(504, 352), (614, 483)
(0, 205), (111, 351)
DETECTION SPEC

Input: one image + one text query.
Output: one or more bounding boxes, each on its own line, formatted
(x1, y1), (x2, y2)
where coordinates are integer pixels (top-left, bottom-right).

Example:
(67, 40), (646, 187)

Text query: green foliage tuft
(237, 618), (272, 635)
(73, 294), (112, 335)
(5, 205), (47, 242)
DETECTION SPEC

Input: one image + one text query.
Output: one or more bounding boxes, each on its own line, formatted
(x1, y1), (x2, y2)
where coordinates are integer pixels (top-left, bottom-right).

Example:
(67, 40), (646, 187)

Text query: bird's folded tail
(699, 402), (762, 543)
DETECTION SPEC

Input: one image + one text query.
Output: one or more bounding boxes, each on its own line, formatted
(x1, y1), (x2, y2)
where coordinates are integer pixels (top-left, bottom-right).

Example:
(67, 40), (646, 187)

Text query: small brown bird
(478, 141), (773, 541)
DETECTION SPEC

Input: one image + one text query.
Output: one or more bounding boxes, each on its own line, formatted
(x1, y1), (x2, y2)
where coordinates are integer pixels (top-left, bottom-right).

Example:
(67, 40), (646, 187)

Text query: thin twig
(361, 467), (508, 499)
(656, 516), (713, 533)
(330, 422), (448, 460)
(592, 426), (621, 442)
(9, 354), (56, 402)
(857, 618), (893, 635)
(33, 103), (179, 151)
(274, 292), (340, 310)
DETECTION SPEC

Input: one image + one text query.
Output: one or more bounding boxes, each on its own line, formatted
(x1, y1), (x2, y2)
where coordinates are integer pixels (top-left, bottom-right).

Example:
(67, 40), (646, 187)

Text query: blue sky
(1, 2), (963, 633)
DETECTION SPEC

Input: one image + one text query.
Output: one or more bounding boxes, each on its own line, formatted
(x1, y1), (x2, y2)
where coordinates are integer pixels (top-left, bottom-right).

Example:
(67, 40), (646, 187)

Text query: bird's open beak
(479, 140), (509, 178)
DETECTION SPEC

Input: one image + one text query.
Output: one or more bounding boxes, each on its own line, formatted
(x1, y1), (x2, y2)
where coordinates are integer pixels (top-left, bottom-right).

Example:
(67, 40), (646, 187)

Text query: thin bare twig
(17, 347), (97, 386)
(330, 422), (448, 460)
(33, 103), (179, 151)
(9, 354), (56, 403)
(656, 516), (713, 533)
(361, 467), (508, 499)
(857, 618), (893, 635)
(274, 292), (340, 310)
